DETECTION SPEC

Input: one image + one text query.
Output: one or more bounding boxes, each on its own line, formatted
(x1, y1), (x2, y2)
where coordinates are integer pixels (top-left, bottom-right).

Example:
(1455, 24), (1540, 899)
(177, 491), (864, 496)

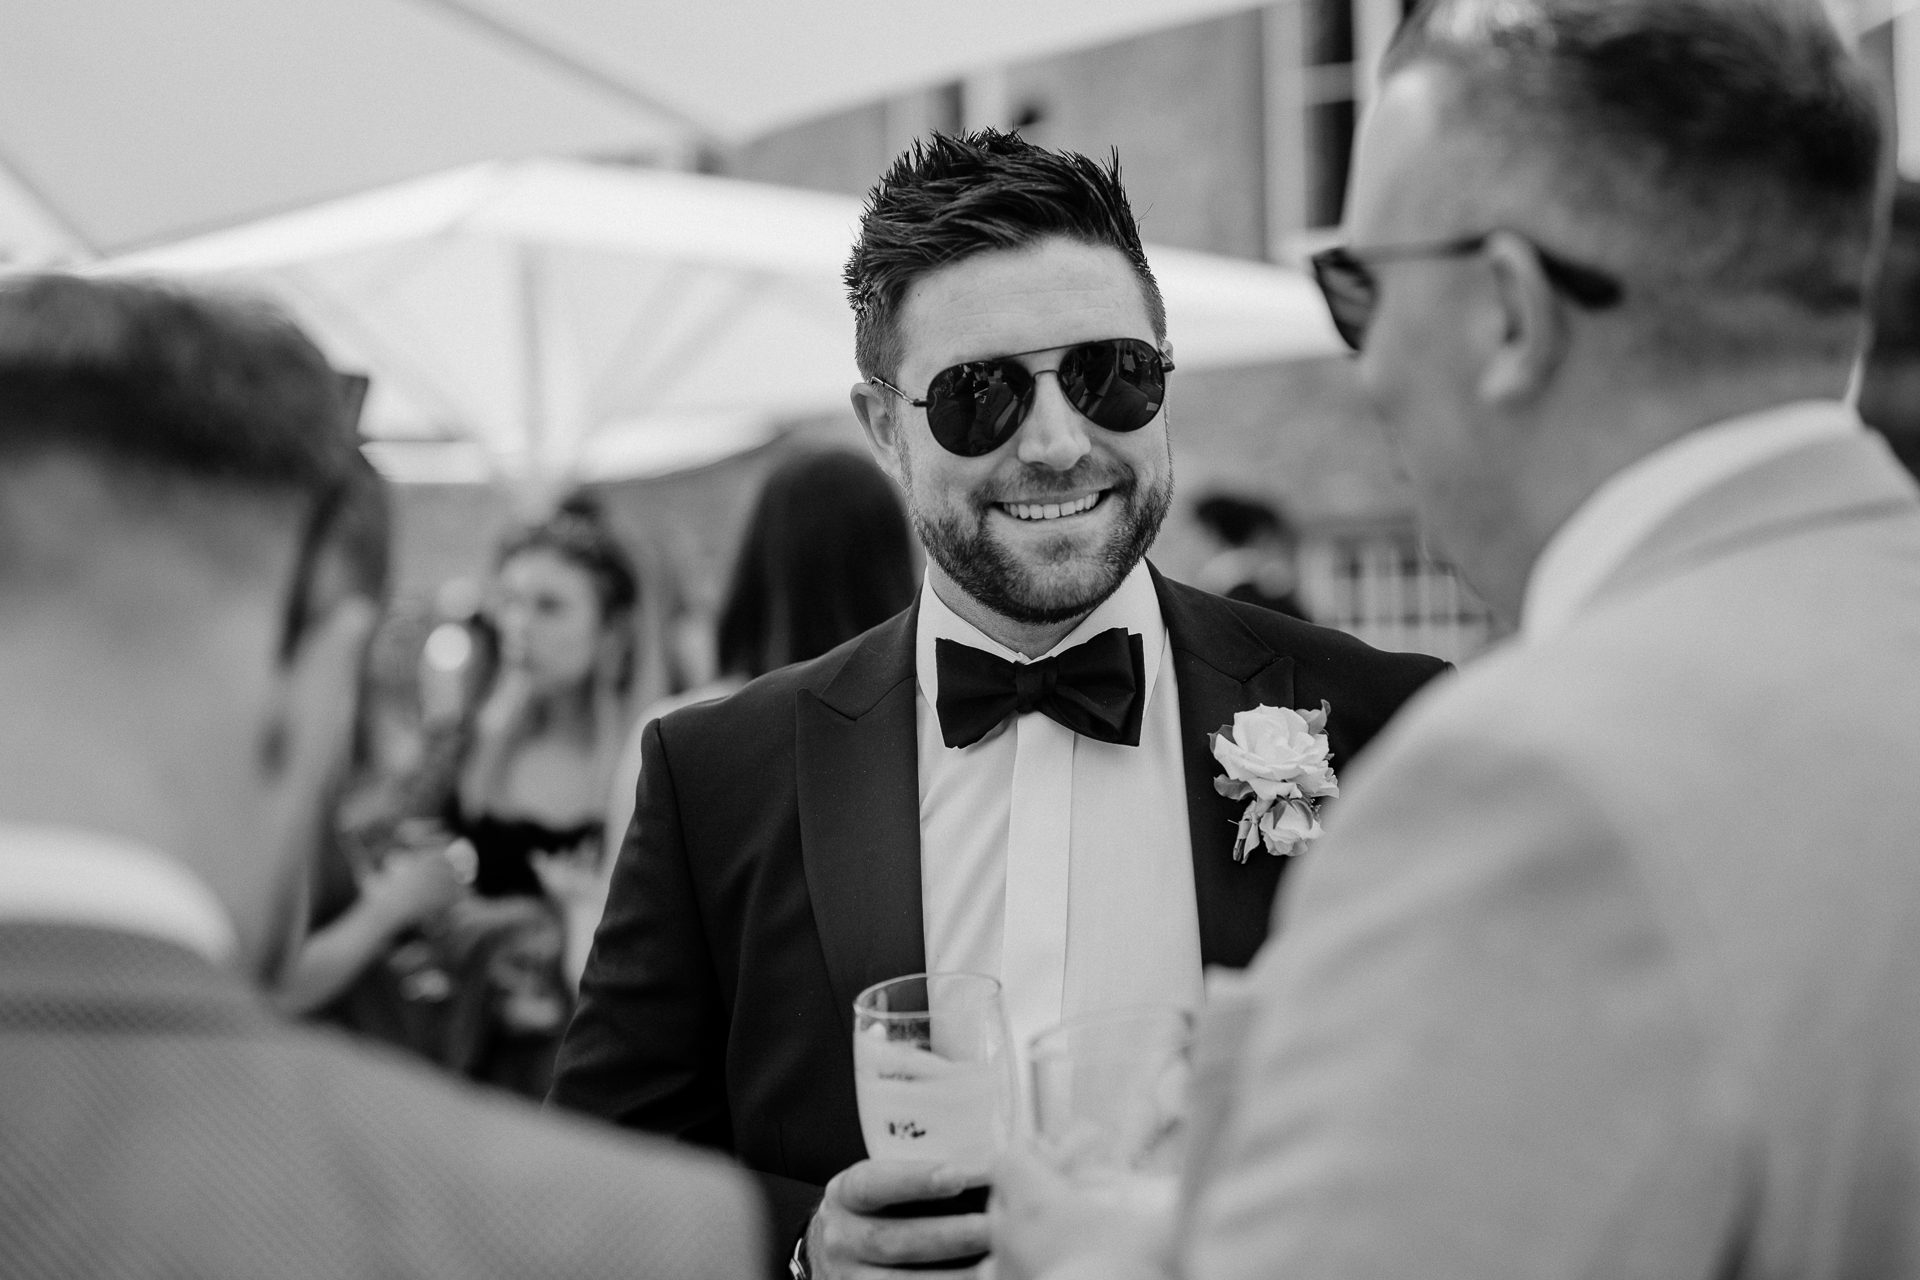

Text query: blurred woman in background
(432, 496), (640, 1046)
(605, 449), (916, 850)
(298, 494), (641, 1099)
(452, 495), (638, 899)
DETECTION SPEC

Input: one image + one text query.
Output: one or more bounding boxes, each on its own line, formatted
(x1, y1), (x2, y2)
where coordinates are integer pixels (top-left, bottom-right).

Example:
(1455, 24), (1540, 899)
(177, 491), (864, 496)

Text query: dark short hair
(845, 129), (1166, 382)
(1386, 0), (1883, 320)
(716, 450), (916, 678)
(496, 491), (639, 622)
(0, 274), (360, 496)
(1195, 494), (1293, 548)
(0, 275), (375, 653)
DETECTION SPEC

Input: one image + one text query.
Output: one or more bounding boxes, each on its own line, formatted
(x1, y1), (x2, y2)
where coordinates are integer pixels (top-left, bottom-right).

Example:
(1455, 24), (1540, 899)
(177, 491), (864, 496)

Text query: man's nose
(1013, 372), (1092, 471)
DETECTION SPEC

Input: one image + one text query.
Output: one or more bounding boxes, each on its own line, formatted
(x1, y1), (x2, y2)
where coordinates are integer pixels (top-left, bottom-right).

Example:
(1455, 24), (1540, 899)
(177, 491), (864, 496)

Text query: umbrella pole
(512, 242), (561, 515)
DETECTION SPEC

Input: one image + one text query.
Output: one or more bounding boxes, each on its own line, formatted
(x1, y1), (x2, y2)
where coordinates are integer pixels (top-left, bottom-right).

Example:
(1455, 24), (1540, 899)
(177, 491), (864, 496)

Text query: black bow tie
(934, 627), (1147, 750)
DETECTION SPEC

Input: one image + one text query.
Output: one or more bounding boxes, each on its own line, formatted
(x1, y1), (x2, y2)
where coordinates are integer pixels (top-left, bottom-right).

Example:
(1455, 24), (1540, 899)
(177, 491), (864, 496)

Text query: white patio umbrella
(100, 158), (1342, 484)
(3, 0), (1264, 258)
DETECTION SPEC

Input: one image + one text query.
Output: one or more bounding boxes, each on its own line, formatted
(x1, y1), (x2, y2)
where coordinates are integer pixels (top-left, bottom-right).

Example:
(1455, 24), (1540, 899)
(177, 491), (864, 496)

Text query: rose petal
(1215, 776), (1254, 800)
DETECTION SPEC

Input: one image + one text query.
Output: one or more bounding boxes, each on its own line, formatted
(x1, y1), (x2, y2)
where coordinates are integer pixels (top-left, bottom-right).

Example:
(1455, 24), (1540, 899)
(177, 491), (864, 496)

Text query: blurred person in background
(452, 493), (639, 904)
(283, 495), (644, 1098)
(604, 449), (917, 850)
(1858, 178), (1920, 480)
(1192, 493), (1308, 620)
(273, 456), (464, 1021)
(0, 274), (761, 1277)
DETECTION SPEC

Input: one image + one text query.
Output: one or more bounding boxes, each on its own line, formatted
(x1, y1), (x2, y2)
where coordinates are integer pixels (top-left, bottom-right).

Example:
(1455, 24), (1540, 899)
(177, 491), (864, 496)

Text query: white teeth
(1004, 494), (1101, 521)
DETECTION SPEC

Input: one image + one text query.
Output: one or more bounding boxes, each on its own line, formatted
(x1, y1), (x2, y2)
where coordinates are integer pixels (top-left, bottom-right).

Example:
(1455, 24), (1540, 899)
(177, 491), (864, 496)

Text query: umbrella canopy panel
(103, 159), (1341, 483)
(6, 0), (1265, 255)
(258, 236), (858, 476)
(0, 0), (684, 255)
(434, 0), (1270, 141)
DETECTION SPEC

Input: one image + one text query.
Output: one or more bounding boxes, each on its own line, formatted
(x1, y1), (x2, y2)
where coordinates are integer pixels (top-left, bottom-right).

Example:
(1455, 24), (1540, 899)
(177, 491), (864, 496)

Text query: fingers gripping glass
(1310, 234), (1625, 353)
(871, 337), (1173, 458)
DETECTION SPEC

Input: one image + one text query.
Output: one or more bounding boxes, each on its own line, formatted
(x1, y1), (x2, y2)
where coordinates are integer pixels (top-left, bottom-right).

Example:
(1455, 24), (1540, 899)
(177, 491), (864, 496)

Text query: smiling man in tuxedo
(550, 130), (1445, 1278)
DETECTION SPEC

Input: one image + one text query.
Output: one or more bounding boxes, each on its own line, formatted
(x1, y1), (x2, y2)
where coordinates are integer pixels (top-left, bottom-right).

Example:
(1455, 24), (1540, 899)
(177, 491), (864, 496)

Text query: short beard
(905, 451), (1173, 628)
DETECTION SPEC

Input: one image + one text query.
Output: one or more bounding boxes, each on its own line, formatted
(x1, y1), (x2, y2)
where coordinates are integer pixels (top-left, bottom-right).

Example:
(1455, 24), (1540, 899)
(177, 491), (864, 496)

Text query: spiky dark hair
(844, 129), (1165, 382)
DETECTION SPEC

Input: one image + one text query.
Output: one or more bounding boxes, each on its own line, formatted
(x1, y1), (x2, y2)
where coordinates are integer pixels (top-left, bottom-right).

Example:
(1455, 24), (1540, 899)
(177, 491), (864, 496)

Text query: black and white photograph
(4, 1), (1920, 1277)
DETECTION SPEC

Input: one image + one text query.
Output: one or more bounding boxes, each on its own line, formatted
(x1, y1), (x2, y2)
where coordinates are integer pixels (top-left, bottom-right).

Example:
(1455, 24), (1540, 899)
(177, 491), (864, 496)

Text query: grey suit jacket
(0, 923), (764, 1278)
(1186, 431), (1920, 1278)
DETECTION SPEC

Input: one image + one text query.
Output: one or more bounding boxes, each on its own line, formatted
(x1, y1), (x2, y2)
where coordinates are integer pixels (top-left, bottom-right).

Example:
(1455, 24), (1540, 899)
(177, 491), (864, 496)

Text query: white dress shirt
(914, 562), (1204, 1067)
(1523, 399), (1864, 644)
(0, 822), (237, 963)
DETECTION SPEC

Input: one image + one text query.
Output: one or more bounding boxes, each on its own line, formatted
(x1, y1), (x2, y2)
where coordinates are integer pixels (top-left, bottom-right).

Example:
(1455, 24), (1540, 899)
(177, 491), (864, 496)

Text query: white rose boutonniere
(1210, 702), (1339, 863)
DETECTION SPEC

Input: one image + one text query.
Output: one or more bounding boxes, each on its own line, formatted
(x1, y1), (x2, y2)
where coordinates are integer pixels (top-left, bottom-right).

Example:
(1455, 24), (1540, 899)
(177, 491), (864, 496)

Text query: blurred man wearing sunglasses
(991, 2), (1920, 1279)
(552, 130), (1445, 1278)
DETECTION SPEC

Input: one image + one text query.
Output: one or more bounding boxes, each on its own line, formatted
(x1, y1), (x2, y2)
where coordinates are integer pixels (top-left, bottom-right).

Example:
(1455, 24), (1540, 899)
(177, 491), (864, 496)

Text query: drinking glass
(853, 972), (1015, 1172)
(854, 971), (1013, 1267)
(1028, 1004), (1196, 1217)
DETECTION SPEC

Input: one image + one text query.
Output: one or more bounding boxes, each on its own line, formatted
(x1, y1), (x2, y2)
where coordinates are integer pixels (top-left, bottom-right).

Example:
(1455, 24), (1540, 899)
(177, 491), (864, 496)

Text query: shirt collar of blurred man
(0, 822), (237, 965)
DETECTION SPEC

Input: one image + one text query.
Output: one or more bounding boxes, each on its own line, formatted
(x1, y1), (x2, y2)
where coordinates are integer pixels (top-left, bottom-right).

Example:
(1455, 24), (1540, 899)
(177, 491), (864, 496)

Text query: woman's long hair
(716, 451), (916, 679)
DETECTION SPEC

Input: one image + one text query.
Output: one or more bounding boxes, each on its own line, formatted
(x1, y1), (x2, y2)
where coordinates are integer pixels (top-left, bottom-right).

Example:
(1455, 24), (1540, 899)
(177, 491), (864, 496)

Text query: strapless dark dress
(445, 798), (598, 898)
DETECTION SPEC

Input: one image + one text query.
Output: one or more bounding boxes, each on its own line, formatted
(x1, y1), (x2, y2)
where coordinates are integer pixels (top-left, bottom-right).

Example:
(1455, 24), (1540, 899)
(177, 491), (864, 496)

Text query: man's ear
(1477, 231), (1569, 406)
(256, 597), (379, 784)
(851, 382), (907, 487)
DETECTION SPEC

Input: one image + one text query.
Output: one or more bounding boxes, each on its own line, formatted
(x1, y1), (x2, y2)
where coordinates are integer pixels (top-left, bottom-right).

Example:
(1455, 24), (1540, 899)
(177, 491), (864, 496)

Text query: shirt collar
(1521, 399), (1863, 644)
(0, 822), (239, 965)
(915, 560), (1168, 727)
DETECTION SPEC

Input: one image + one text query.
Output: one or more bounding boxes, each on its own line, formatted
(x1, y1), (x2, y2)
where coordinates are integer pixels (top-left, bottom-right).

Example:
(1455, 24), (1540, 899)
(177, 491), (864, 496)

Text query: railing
(1297, 525), (1500, 664)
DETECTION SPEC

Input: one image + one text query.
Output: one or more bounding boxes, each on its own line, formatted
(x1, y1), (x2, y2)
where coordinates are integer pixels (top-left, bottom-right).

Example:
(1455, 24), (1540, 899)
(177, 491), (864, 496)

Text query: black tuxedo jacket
(550, 568), (1446, 1256)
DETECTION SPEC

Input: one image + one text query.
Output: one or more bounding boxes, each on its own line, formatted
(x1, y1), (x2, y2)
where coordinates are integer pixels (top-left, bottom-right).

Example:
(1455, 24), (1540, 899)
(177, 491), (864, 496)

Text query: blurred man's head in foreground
(1343, 0), (1882, 619)
(0, 274), (384, 978)
(845, 130), (1176, 646)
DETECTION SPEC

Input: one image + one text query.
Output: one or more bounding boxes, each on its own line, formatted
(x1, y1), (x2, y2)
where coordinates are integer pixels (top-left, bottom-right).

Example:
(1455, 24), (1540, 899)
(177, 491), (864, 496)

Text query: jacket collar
(1590, 429), (1920, 616)
(1151, 563), (1278, 683)
(1151, 567), (1299, 969)
(797, 603), (926, 1040)
(0, 923), (264, 1033)
(815, 601), (918, 720)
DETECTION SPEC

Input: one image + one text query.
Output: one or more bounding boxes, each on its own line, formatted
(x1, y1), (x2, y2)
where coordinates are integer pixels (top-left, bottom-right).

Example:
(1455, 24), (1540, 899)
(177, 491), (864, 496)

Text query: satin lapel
(1154, 569), (1297, 970)
(795, 606), (927, 1038)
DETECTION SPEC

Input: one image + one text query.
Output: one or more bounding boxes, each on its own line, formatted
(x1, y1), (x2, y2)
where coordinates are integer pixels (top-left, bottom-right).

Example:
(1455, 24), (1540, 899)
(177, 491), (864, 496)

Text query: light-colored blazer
(1186, 431), (1920, 1278)
(0, 923), (764, 1278)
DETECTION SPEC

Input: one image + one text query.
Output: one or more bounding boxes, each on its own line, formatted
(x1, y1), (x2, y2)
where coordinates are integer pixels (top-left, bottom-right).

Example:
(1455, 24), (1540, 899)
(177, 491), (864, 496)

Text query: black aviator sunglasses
(1310, 234), (1625, 352)
(870, 336), (1173, 458)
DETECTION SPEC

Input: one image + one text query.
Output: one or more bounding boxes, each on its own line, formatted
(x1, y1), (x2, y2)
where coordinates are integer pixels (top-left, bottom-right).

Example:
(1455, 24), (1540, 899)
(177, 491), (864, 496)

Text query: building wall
(1001, 12), (1270, 259)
